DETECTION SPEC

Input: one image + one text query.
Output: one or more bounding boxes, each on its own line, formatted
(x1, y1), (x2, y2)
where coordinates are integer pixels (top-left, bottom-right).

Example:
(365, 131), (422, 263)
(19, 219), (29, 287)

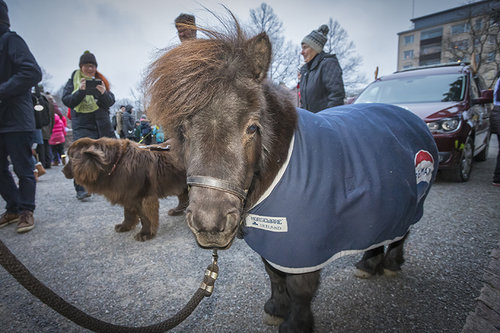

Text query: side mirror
(472, 89), (493, 105)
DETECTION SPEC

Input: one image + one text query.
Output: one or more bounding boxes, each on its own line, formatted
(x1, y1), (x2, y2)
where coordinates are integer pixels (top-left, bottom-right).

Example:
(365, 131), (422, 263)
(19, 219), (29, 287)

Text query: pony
(145, 18), (438, 332)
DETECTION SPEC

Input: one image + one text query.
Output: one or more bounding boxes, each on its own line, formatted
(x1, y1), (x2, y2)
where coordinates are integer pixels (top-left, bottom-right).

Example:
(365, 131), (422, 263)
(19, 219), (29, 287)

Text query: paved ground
(0, 140), (499, 332)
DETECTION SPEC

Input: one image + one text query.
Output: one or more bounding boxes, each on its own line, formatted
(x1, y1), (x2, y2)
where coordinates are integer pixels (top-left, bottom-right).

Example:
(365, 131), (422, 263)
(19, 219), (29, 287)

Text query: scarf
(72, 70), (99, 113)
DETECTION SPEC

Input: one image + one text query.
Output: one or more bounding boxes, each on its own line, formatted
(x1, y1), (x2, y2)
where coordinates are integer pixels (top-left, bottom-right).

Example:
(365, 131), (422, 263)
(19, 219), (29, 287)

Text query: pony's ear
(246, 32), (271, 82)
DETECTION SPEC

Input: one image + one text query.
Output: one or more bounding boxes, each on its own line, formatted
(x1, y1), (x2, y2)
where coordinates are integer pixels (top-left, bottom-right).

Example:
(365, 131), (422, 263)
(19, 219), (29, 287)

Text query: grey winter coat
(299, 52), (345, 113)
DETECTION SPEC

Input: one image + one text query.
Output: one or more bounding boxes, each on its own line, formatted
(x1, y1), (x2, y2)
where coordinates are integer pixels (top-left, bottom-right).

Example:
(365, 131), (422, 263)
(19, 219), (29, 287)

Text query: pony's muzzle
(186, 187), (242, 249)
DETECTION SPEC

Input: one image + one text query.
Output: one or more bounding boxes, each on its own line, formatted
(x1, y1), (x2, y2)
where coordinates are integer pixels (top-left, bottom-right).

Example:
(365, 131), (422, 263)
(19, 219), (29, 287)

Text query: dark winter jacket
(299, 52), (345, 113)
(492, 77), (500, 135)
(62, 70), (115, 140)
(0, 25), (42, 133)
(122, 105), (135, 139)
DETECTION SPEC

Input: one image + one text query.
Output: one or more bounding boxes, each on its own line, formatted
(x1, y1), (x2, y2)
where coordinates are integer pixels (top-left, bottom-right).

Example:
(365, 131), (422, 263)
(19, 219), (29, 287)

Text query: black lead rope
(0, 239), (218, 333)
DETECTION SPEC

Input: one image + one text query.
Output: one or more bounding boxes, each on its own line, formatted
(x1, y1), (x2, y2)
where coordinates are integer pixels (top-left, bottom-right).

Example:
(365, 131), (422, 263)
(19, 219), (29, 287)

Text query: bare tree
(442, 1), (500, 87)
(324, 18), (366, 94)
(248, 3), (300, 86)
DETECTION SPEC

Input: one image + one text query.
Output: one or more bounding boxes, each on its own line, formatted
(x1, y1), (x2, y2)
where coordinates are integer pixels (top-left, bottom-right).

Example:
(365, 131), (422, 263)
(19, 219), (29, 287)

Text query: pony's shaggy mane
(144, 19), (253, 131)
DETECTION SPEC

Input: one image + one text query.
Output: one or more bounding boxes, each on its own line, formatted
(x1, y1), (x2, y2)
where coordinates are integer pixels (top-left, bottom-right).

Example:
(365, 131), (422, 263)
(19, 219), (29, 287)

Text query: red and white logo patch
(415, 150), (434, 184)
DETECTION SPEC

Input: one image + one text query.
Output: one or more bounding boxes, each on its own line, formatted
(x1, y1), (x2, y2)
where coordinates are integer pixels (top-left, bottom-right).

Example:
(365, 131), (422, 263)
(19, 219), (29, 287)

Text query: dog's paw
(168, 208), (185, 216)
(134, 232), (155, 241)
(115, 223), (133, 232)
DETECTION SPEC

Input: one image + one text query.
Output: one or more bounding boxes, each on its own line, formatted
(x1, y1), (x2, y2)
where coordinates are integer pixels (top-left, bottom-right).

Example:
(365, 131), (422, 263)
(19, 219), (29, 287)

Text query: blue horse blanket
(243, 103), (438, 273)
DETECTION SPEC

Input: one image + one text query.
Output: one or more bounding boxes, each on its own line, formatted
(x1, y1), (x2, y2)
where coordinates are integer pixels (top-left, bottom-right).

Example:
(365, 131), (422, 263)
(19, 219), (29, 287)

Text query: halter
(187, 176), (248, 202)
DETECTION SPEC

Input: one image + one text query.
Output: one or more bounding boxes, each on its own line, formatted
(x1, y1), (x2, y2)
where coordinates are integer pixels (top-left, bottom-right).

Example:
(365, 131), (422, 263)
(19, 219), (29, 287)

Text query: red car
(354, 63), (493, 182)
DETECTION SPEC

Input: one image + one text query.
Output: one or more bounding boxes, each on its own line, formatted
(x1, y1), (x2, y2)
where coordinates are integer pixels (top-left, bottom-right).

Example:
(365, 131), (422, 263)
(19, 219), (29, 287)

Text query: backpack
(141, 122), (151, 136)
(32, 86), (51, 129)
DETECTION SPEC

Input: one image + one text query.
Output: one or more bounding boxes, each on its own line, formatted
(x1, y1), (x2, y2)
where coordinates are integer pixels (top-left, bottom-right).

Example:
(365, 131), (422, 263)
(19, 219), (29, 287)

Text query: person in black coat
(491, 71), (500, 186)
(0, 0), (42, 233)
(122, 104), (136, 140)
(62, 50), (115, 200)
(299, 24), (345, 113)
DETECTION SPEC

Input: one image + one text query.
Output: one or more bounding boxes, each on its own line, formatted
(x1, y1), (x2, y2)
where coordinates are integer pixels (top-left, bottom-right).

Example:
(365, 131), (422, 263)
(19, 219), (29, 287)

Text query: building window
(488, 35), (496, 44)
(403, 50), (414, 59)
(451, 23), (470, 34)
(420, 58), (441, 66)
(451, 39), (469, 51)
(421, 27), (443, 40)
(421, 44), (441, 55)
(487, 51), (496, 62)
(404, 35), (414, 45)
(474, 18), (482, 30)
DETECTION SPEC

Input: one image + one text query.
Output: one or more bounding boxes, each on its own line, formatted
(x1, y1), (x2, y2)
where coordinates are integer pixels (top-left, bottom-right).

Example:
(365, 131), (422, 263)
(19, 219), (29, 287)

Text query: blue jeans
(0, 131), (36, 213)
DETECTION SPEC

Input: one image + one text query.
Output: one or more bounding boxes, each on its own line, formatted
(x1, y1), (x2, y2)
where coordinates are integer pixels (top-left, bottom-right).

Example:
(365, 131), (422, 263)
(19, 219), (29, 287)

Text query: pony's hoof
(354, 268), (376, 279)
(383, 268), (401, 277)
(263, 312), (284, 326)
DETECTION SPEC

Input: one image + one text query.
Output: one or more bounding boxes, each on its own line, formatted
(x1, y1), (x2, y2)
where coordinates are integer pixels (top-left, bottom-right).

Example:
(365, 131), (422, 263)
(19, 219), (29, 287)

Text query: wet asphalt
(0, 140), (499, 333)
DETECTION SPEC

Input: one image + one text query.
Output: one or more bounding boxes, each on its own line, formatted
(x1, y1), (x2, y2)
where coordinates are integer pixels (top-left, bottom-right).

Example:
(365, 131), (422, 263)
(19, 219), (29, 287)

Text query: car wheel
(441, 136), (474, 182)
(474, 133), (490, 162)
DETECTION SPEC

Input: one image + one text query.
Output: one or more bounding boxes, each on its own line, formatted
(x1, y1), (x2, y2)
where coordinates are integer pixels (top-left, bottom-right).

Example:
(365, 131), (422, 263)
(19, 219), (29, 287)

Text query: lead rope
(0, 239), (218, 333)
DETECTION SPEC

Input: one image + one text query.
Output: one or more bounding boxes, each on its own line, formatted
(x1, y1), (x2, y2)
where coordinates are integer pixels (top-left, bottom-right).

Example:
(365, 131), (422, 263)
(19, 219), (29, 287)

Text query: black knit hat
(0, 0), (10, 27)
(175, 13), (195, 28)
(302, 24), (329, 53)
(79, 50), (97, 67)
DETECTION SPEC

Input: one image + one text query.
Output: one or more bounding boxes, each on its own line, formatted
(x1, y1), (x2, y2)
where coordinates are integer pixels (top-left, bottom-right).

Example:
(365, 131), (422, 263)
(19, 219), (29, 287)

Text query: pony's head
(145, 19), (295, 249)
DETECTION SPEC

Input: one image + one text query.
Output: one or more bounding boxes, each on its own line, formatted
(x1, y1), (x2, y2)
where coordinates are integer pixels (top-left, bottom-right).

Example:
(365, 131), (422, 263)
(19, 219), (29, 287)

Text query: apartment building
(397, 0), (500, 86)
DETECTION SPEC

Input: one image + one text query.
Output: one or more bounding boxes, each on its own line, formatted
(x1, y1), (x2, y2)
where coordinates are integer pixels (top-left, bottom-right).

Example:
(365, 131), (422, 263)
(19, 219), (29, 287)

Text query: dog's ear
(82, 146), (107, 165)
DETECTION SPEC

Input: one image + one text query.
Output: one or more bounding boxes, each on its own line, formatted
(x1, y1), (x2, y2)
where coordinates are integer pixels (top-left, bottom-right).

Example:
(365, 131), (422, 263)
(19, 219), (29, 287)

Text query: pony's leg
(263, 259), (290, 326)
(383, 232), (409, 276)
(135, 197), (159, 241)
(168, 188), (189, 216)
(115, 207), (139, 232)
(354, 246), (385, 278)
(279, 270), (320, 333)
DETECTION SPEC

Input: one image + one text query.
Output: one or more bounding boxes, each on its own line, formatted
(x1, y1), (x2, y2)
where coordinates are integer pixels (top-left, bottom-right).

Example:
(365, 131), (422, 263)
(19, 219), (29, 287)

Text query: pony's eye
(247, 124), (259, 135)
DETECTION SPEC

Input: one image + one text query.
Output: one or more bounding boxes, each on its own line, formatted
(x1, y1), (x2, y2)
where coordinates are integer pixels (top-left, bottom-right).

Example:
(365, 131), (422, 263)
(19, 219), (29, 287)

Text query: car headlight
(427, 118), (461, 133)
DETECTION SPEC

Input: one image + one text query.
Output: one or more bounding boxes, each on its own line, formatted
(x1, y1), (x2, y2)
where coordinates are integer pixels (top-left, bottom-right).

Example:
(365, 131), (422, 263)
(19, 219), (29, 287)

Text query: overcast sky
(6, 0), (475, 102)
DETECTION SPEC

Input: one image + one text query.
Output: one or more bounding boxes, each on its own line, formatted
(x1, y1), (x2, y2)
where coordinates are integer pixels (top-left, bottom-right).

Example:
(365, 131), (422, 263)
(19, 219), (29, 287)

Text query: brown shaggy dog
(62, 137), (188, 241)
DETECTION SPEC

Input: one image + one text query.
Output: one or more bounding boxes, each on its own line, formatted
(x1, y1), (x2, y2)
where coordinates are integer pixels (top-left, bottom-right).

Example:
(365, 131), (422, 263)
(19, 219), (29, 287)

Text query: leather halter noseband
(187, 176), (248, 201)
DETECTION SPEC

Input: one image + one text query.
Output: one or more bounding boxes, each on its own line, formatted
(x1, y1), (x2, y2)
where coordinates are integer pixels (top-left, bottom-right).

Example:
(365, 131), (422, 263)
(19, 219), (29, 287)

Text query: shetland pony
(145, 18), (437, 332)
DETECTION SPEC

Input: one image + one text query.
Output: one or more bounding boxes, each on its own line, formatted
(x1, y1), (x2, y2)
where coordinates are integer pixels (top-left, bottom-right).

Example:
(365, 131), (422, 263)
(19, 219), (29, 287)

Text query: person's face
(177, 26), (196, 42)
(81, 63), (97, 77)
(301, 44), (318, 64)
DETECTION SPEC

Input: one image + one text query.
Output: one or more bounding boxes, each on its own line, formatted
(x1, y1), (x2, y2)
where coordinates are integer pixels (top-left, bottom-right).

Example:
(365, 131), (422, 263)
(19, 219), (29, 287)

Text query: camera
(85, 79), (102, 95)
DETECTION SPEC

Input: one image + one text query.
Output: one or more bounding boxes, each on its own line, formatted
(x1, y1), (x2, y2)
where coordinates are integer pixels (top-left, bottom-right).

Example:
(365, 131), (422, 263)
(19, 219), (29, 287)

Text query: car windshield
(355, 73), (466, 104)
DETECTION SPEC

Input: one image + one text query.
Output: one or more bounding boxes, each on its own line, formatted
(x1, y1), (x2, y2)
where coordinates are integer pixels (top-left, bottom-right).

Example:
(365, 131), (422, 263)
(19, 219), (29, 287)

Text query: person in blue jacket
(0, 0), (42, 233)
(299, 24), (345, 113)
(62, 50), (115, 200)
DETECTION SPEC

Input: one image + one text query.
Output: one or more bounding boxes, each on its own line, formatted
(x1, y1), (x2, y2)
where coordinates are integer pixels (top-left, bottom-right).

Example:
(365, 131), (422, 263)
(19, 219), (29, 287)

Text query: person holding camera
(62, 50), (115, 200)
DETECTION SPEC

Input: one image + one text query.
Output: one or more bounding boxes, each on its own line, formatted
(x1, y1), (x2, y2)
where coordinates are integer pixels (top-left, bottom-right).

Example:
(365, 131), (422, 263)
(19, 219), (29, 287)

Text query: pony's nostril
(186, 210), (198, 231)
(224, 211), (240, 232)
